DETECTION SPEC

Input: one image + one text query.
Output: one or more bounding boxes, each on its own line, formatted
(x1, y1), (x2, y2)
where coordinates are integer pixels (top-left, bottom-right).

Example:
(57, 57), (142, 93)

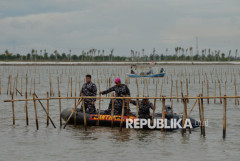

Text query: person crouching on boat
(130, 98), (153, 119)
(146, 67), (153, 75)
(99, 78), (130, 115)
(80, 74), (97, 114)
(160, 68), (164, 73)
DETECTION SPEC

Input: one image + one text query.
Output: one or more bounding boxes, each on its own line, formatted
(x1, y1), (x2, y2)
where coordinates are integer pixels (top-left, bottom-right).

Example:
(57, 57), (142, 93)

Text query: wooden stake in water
(120, 99), (125, 131)
(47, 92), (49, 126)
(111, 97), (114, 128)
(176, 80), (179, 102)
(97, 80), (101, 126)
(223, 95), (227, 139)
(182, 97), (187, 135)
(161, 96), (166, 132)
(33, 94), (39, 130)
(82, 98), (87, 131)
(136, 78), (139, 118)
(201, 94), (205, 136)
(218, 80), (222, 104)
(58, 91), (62, 127)
(11, 93), (15, 125)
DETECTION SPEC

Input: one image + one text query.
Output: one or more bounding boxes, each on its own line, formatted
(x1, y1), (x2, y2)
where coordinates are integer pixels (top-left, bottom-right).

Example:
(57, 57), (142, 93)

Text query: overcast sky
(0, 0), (239, 56)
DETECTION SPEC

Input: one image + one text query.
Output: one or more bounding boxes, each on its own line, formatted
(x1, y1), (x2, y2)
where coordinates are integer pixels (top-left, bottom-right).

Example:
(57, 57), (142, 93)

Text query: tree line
(0, 48), (239, 62)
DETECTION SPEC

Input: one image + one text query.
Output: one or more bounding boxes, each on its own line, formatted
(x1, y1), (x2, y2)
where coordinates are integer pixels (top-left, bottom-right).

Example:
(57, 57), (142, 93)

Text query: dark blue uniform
(131, 100), (153, 119)
(80, 82), (97, 114)
(101, 84), (130, 115)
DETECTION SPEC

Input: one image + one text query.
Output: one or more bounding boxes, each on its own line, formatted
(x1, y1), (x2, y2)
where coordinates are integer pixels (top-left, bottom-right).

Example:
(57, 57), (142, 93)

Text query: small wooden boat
(127, 72), (165, 78)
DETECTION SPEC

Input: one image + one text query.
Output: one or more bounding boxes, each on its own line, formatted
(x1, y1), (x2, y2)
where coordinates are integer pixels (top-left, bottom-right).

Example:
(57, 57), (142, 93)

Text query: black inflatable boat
(61, 105), (200, 131)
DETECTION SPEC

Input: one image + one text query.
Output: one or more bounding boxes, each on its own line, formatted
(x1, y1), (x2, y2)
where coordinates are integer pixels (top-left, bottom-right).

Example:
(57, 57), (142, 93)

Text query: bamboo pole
(201, 95), (205, 136)
(223, 95), (227, 139)
(151, 82), (158, 125)
(20, 77), (22, 94)
(207, 80), (209, 104)
(176, 80), (179, 102)
(11, 93), (15, 125)
(182, 97), (187, 135)
(58, 91), (62, 127)
(71, 77), (72, 97)
(74, 91), (77, 127)
(64, 98), (82, 129)
(198, 95), (202, 135)
(47, 92), (50, 126)
(25, 75), (28, 126)
(97, 81), (101, 126)
(82, 98), (87, 131)
(111, 97), (114, 128)
(35, 93), (56, 128)
(170, 79), (173, 101)
(120, 99), (125, 131)
(6, 95), (240, 103)
(219, 80), (222, 104)
(136, 78), (139, 119)
(33, 94), (39, 130)
(161, 96), (165, 132)
(214, 80), (217, 104)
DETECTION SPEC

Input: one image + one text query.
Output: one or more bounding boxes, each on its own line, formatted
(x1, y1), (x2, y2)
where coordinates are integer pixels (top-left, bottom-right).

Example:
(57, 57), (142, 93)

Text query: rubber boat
(61, 105), (200, 131)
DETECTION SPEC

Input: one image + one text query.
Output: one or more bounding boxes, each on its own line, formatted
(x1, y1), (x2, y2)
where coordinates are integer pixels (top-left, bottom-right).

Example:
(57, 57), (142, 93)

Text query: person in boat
(99, 78), (130, 115)
(146, 67), (153, 75)
(80, 74), (97, 114)
(130, 66), (135, 74)
(130, 98), (153, 119)
(160, 68), (164, 73)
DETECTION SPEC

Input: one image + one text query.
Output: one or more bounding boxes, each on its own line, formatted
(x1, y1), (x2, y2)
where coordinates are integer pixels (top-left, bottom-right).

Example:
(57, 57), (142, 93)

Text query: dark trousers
(80, 101), (96, 114)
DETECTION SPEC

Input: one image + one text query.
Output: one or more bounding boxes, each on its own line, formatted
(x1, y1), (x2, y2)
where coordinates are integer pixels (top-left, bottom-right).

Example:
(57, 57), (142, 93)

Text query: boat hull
(61, 108), (199, 130)
(127, 73), (165, 78)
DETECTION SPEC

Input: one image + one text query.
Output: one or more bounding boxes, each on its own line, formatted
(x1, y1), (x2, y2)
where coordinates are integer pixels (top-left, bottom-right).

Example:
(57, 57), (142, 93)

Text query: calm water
(0, 65), (240, 161)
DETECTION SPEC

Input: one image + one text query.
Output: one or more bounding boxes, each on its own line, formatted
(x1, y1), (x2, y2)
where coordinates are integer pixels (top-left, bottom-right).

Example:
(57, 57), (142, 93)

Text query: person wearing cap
(99, 78), (130, 115)
(80, 74), (97, 114)
(130, 98), (153, 119)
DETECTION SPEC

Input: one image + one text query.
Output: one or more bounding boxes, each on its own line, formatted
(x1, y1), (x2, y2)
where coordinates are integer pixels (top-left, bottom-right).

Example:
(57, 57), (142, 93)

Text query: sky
(0, 0), (239, 56)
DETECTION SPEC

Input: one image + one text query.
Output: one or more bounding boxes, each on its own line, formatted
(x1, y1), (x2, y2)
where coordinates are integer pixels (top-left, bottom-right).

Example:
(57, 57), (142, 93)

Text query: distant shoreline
(0, 61), (240, 66)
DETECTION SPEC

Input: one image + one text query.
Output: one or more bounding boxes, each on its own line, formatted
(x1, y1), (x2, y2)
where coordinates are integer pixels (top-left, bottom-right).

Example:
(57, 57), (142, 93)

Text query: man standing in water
(80, 75), (97, 114)
(99, 78), (130, 115)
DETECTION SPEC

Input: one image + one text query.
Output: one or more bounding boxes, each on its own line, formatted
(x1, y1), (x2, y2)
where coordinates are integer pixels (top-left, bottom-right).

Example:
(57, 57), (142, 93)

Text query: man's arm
(126, 85), (130, 96)
(101, 86), (115, 95)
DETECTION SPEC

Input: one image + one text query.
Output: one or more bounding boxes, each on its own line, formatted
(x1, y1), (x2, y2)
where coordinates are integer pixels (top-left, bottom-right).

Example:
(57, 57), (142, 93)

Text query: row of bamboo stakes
(2, 65), (240, 140)
(4, 71), (240, 107)
(5, 90), (234, 138)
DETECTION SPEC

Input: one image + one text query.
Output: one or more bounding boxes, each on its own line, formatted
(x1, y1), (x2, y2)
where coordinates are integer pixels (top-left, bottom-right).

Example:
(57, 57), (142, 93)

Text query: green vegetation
(0, 48), (238, 62)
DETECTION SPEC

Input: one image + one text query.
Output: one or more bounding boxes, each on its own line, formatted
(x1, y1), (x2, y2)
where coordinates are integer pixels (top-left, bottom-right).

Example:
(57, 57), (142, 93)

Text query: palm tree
(235, 49), (238, 60)
(165, 48), (168, 61)
(69, 50), (72, 62)
(189, 47), (193, 62)
(102, 50), (104, 61)
(228, 50), (231, 61)
(153, 48), (156, 61)
(54, 50), (58, 61)
(31, 49), (35, 62)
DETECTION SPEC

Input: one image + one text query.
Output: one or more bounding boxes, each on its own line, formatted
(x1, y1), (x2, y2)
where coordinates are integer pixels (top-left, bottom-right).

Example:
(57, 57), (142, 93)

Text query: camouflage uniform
(101, 84), (130, 115)
(80, 82), (97, 114)
(131, 100), (153, 119)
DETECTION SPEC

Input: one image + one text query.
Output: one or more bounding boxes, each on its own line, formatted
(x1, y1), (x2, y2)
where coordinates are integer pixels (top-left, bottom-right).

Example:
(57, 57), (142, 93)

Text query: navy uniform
(101, 84), (130, 115)
(80, 82), (97, 114)
(131, 100), (153, 119)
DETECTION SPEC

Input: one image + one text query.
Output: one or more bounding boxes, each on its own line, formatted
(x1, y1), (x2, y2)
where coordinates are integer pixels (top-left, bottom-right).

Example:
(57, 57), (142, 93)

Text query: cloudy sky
(0, 0), (239, 56)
